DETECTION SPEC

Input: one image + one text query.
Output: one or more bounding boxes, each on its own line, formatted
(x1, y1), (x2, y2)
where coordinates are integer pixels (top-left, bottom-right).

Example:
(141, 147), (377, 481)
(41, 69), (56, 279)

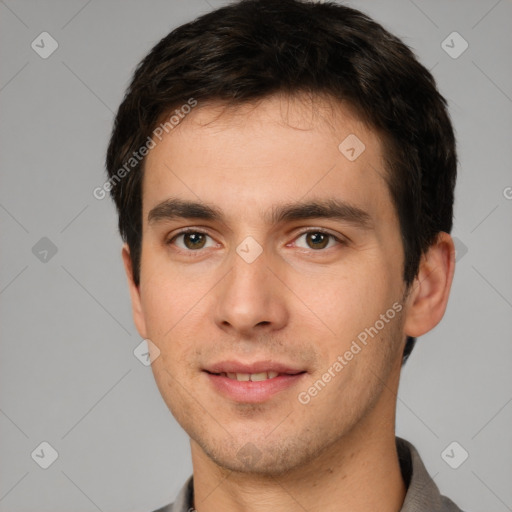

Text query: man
(106, 0), (463, 510)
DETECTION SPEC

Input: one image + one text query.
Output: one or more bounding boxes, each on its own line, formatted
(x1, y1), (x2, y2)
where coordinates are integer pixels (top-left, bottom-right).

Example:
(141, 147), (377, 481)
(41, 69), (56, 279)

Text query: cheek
(290, 260), (394, 343)
(139, 260), (200, 332)
(139, 269), (209, 363)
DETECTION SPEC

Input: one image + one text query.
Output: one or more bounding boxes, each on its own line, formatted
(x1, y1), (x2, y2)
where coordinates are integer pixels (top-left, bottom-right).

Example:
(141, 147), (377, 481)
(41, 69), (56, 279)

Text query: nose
(214, 245), (289, 338)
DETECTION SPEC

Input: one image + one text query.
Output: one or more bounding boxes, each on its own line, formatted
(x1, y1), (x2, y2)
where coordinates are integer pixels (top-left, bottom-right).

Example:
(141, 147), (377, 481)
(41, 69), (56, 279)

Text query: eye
(167, 229), (217, 251)
(292, 229), (343, 251)
(166, 228), (345, 254)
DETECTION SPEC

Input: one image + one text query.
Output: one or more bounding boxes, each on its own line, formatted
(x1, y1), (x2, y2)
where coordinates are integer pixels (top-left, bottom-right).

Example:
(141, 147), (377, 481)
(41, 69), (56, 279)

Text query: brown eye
(293, 230), (341, 251)
(305, 232), (330, 250)
(169, 231), (215, 251)
(182, 232), (207, 249)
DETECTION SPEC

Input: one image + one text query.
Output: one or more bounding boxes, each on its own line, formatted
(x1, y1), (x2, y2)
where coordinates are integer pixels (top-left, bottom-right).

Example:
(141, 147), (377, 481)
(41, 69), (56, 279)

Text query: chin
(193, 429), (327, 477)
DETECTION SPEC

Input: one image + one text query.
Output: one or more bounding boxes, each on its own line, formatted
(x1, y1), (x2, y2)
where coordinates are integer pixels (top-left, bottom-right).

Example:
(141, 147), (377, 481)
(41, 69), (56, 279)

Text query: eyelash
(166, 227), (346, 255)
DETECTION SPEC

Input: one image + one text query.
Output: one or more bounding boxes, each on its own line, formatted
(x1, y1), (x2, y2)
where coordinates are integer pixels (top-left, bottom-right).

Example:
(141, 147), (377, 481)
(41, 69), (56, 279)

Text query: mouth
(205, 370), (304, 381)
(203, 361), (307, 403)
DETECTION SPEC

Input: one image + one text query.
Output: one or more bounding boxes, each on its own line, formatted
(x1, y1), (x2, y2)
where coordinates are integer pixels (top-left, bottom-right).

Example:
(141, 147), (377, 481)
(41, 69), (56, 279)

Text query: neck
(190, 394), (406, 512)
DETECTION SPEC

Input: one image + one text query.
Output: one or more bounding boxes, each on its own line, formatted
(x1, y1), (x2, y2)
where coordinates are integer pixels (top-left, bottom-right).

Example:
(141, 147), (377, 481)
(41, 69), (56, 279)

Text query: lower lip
(204, 372), (306, 403)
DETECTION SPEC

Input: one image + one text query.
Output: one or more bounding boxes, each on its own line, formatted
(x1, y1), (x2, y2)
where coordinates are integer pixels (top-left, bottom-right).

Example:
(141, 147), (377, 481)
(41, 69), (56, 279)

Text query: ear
(403, 232), (456, 338)
(122, 244), (148, 339)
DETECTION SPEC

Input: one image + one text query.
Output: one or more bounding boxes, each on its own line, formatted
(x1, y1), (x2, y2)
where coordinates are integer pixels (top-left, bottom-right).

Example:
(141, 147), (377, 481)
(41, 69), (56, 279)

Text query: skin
(122, 93), (456, 512)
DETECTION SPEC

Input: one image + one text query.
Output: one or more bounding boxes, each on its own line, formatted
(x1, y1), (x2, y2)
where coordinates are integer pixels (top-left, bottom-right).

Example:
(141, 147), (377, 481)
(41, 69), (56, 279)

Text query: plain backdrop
(1, 1), (511, 511)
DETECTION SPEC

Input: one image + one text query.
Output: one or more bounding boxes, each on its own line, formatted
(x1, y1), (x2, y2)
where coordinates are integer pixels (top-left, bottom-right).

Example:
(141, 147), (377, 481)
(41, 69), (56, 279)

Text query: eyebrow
(147, 197), (373, 229)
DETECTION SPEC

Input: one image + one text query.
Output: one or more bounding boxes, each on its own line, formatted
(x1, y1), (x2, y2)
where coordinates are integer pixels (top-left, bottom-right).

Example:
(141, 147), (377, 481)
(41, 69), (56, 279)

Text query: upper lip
(204, 360), (305, 375)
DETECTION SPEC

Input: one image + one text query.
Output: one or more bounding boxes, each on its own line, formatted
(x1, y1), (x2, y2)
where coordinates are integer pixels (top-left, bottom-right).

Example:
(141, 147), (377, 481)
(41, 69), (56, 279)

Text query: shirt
(152, 437), (464, 512)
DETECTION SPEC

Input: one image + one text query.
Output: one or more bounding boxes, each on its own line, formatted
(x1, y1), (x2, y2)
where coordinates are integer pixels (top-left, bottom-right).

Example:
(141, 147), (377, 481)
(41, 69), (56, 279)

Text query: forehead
(142, 93), (394, 227)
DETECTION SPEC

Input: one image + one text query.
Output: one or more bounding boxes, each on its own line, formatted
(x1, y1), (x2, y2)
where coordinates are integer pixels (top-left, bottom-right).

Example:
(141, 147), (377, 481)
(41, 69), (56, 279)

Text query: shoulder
(397, 437), (466, 512)
(150, 475), (194, 512)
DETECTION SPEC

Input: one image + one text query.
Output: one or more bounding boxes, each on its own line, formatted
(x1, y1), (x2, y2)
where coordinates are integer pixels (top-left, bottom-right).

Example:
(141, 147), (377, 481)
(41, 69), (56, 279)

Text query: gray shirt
(153, 437), (464, 512)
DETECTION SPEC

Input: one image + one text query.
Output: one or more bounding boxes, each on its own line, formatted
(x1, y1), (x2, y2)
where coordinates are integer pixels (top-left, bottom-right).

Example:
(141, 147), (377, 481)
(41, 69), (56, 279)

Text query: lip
(204, 360), (304, 375)
(203, 360), (307, 403)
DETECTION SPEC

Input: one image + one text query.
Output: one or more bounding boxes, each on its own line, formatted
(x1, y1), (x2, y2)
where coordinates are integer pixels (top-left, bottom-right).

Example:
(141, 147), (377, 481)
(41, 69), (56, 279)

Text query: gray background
(1, 0), (511, 511)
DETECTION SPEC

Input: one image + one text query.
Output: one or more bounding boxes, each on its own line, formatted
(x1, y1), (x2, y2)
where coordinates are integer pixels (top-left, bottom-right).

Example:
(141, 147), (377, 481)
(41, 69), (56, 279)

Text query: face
(125, 94), (412, 476)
